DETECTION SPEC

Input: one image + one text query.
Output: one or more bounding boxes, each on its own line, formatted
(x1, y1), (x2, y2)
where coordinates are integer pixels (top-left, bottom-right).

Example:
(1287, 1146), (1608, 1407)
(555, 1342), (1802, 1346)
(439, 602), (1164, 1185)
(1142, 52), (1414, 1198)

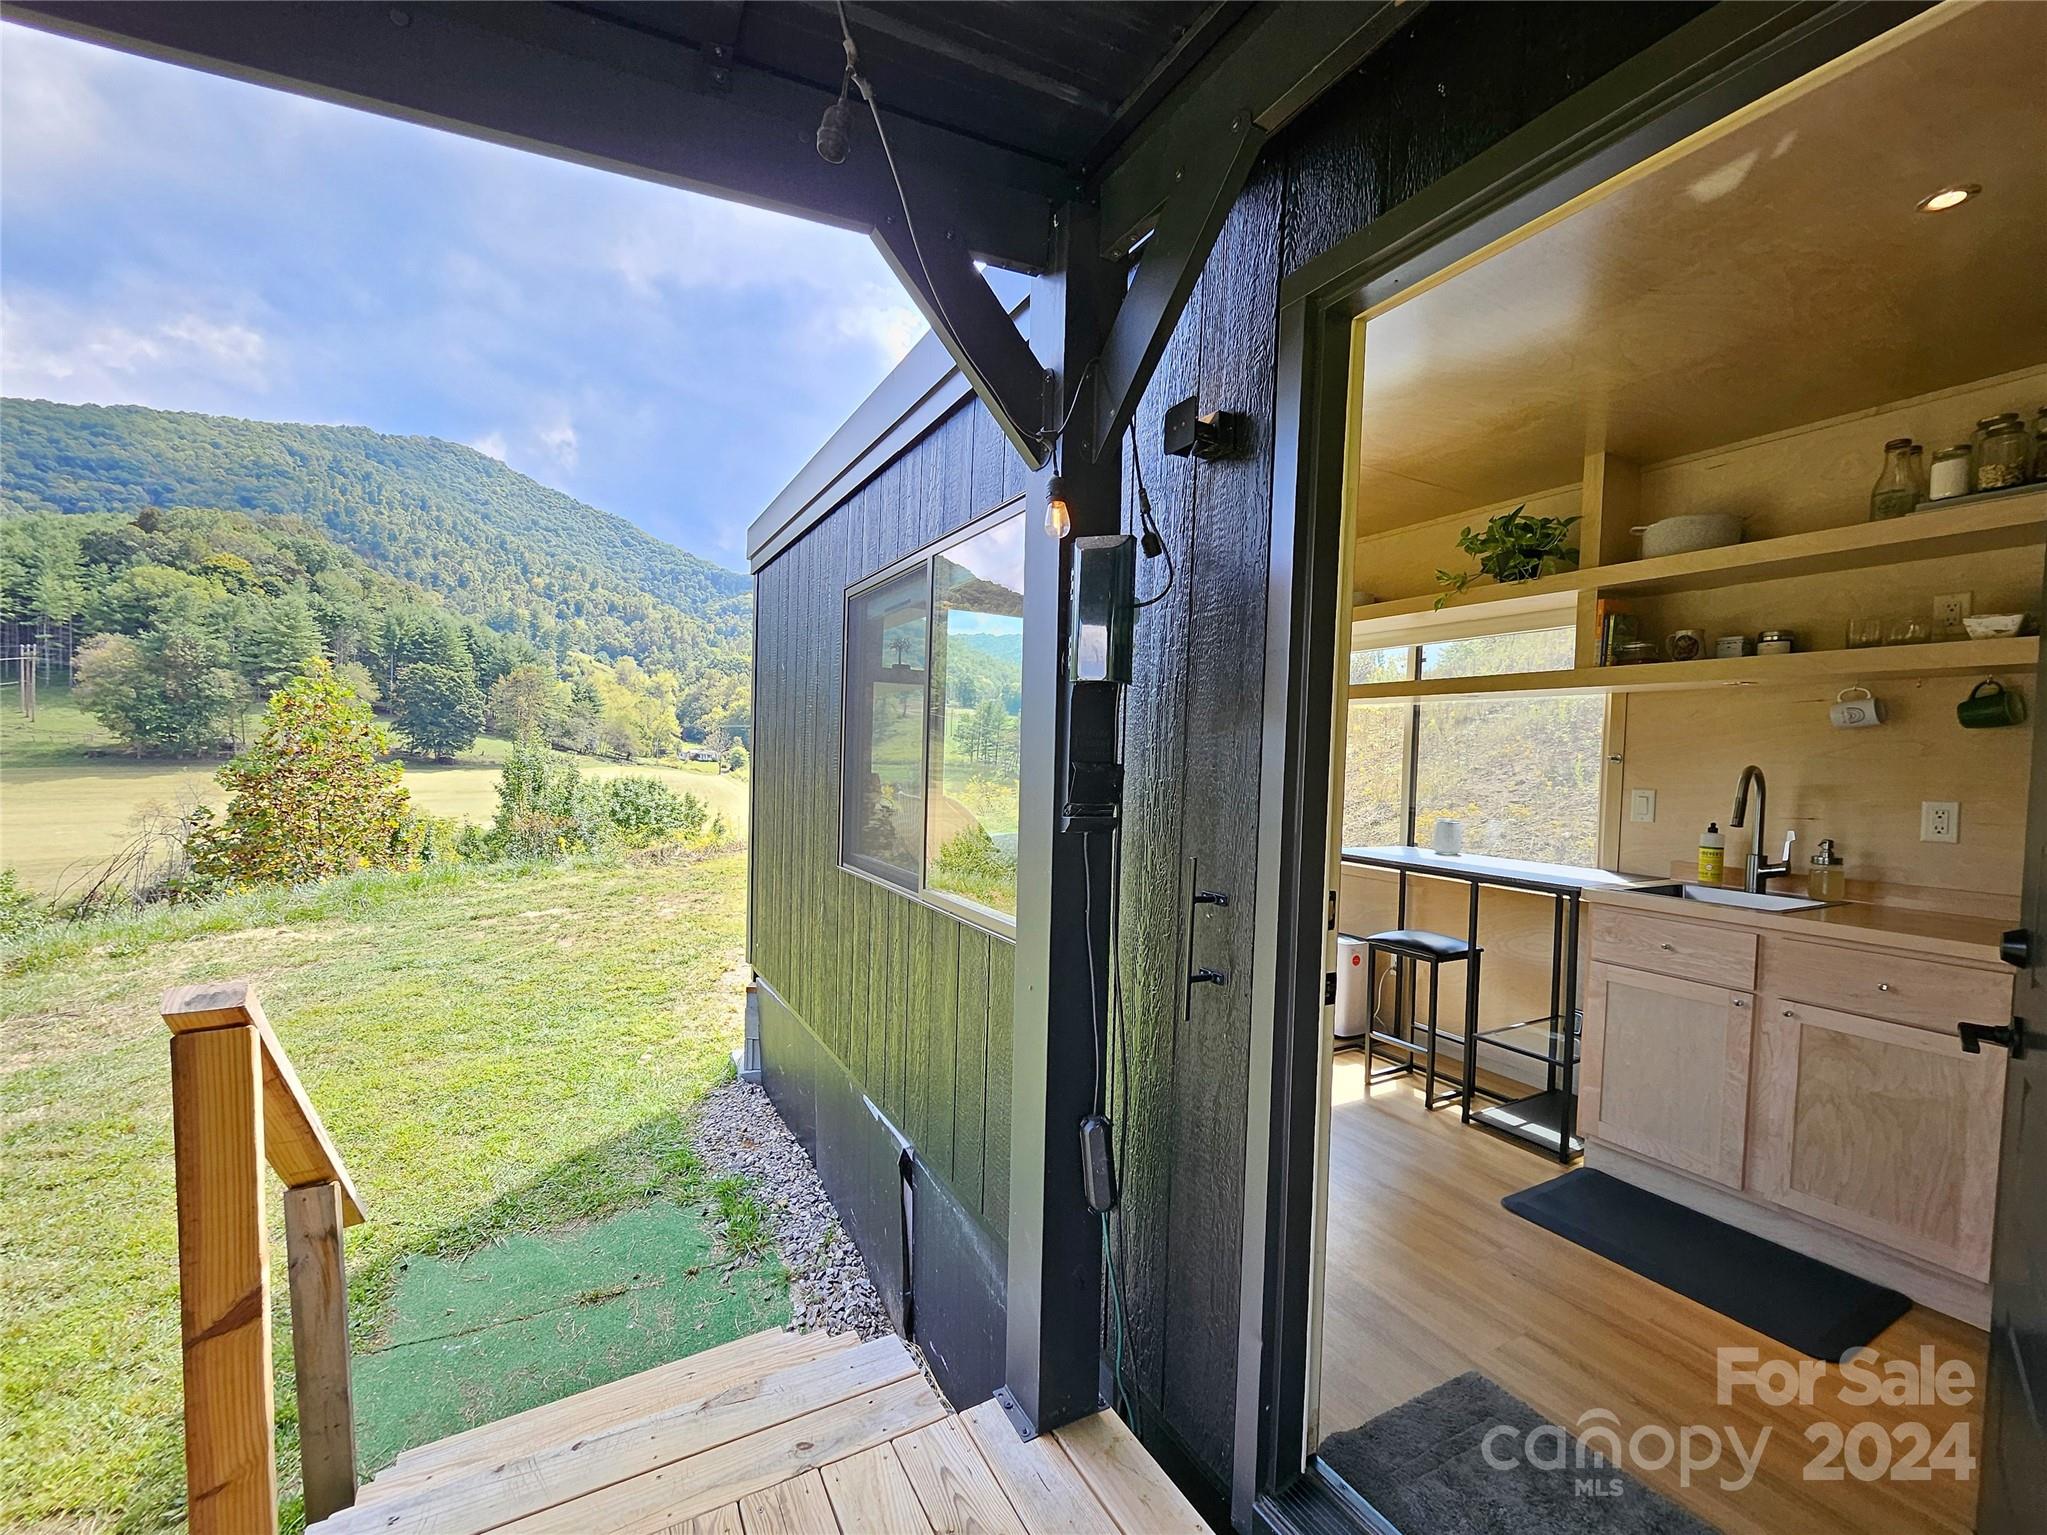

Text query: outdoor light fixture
(1044, 474), (1072, 539)
(1916, 183), (1980, 213)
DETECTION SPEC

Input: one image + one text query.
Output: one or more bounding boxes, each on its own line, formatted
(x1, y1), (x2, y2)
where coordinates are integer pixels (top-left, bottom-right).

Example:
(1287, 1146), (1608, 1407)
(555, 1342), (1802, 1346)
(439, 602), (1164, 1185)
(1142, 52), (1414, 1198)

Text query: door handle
(1958, 1018), (2027, 1057)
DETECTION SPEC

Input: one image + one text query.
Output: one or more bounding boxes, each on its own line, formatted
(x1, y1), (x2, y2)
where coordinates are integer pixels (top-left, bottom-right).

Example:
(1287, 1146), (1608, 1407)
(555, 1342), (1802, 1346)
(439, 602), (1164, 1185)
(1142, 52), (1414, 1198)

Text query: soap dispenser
(1698, 822), (1725, 885)
(1808, 839), (1846, 901)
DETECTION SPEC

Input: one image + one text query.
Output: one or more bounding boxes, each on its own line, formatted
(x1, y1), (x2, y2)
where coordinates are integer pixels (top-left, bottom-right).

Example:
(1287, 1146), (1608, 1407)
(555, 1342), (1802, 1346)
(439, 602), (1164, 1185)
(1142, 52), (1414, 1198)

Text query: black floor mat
(1320, 1372), (1719, 1534)
(1504, 1169), (1911, 1359)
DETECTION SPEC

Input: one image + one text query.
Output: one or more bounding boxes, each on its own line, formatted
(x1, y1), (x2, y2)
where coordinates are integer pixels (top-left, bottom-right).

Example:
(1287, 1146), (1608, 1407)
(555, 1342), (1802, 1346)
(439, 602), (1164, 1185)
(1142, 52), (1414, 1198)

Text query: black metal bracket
(1092, 107), (1264, 457)
(1190, 967), (1228, 987)
(871, 218), (1052, 470)
(1958, 1017), (2027, 1057)
(1164, 396), (1248, 460)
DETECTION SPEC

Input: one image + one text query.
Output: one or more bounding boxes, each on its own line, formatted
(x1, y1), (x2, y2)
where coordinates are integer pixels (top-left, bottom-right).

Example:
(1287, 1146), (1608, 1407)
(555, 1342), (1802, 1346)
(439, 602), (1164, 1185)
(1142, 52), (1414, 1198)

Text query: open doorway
(1308, 6), (2042, 1530)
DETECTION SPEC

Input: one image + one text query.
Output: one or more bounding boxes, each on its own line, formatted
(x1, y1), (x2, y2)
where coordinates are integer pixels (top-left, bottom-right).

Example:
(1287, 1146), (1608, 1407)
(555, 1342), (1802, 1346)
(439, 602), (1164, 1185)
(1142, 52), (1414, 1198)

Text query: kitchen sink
(1632, 882), (1835, 913)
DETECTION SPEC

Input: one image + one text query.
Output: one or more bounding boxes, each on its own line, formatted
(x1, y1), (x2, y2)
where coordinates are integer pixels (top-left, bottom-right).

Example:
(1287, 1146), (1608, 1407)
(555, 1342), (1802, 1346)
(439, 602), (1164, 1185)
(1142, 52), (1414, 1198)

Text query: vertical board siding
(750, 5), (1719, 1494)
(752, 398), (1017, 1245)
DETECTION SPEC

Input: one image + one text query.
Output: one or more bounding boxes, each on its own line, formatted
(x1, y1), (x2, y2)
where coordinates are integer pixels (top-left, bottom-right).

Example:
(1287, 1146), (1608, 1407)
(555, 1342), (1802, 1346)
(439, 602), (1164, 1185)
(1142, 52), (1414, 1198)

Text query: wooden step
(320, 1335), (921, 1535)
(354, 1328), (852, 1507)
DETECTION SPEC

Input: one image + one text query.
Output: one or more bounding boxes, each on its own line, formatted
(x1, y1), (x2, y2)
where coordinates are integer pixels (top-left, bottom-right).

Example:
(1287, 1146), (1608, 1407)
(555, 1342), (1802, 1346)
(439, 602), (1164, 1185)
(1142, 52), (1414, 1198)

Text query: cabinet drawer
(1757, 936), (2011, 1033)
(1589, 906), (1758, 987)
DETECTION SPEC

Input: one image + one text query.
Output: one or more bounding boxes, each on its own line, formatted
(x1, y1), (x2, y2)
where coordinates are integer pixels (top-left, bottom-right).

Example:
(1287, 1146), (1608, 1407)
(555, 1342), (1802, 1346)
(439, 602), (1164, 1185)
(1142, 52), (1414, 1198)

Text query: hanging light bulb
(1043, 473), (1072, 539)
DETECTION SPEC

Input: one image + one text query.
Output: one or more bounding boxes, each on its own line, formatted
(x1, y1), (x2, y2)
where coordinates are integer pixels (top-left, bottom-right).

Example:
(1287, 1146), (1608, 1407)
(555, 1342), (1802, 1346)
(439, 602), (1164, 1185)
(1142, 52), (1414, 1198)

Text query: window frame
(838, 497), (1025, 937)
(1343, 611), (1603, 867)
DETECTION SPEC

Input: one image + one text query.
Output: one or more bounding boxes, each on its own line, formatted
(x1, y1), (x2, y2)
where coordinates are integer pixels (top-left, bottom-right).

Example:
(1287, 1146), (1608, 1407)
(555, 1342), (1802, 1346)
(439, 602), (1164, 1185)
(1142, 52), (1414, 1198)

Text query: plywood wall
(1617, 673), (2034, 913)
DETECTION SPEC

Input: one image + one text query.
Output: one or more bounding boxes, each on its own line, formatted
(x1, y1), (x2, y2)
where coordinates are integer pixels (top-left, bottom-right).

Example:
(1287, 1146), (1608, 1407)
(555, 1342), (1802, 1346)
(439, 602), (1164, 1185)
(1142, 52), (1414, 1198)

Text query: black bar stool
(1362, 928), (1480, 1111)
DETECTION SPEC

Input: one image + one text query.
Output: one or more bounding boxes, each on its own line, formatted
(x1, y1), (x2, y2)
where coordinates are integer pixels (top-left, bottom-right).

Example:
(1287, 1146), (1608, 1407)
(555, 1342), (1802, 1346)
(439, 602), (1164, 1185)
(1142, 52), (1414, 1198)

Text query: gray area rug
(1318, 1373), (1720, 1534)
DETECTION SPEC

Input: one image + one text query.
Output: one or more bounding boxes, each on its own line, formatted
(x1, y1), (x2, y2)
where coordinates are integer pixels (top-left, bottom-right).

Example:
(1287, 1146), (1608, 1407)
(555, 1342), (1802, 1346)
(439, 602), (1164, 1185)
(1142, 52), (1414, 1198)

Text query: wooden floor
(1316, 1058), (1989, 1534)
(313, 1327), (1205, 1534)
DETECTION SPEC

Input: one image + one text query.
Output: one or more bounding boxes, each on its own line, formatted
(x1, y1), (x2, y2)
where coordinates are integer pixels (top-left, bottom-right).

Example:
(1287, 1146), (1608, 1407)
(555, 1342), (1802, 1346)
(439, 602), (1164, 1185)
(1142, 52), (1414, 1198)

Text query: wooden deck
(312, 1328), (1205, 1534)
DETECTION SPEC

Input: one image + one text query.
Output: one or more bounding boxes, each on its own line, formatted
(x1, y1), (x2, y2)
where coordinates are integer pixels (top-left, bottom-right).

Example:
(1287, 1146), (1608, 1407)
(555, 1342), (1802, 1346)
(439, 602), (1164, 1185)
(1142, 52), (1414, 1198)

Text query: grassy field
(0, 688), (750, 893)
(1, 850), (770, 1532)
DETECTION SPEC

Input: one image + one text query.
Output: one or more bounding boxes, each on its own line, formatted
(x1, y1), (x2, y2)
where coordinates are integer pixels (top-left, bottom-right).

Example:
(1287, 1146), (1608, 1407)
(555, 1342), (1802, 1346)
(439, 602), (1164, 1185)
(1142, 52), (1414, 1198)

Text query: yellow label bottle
(1698, 822), (1725, 884)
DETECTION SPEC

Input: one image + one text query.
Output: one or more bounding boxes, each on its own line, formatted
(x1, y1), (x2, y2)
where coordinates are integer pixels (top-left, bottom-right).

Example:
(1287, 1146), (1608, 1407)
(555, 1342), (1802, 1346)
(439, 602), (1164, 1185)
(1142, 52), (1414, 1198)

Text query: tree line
(1, 396), (753, 741)
(0, 505), (746, 762)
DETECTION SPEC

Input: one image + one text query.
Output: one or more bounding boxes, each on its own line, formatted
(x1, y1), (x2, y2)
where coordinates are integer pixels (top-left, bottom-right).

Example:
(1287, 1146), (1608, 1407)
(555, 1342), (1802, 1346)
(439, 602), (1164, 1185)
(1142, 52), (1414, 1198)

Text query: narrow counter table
(1342, 846), (1667, 1162)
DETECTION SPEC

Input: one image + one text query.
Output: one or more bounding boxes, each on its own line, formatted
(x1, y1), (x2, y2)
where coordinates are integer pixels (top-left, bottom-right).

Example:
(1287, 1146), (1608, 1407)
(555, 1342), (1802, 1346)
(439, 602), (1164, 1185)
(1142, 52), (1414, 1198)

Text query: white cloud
(0, 291), (274, 404)
(470, 430), (508, 460)
(537, 416), (579, 470)
(0, 24), (118, 201)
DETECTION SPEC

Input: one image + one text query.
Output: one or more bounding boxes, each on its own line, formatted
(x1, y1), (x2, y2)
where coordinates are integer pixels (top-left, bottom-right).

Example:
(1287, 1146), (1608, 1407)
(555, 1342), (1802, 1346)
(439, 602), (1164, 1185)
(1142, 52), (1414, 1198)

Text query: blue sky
(0, 22), (953, 568)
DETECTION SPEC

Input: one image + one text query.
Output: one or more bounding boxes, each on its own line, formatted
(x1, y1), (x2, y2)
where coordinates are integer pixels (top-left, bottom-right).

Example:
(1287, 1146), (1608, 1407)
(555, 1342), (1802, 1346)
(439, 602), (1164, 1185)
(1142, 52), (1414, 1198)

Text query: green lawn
(0, 850), (774, 1532)
(0, 689), (750, 894)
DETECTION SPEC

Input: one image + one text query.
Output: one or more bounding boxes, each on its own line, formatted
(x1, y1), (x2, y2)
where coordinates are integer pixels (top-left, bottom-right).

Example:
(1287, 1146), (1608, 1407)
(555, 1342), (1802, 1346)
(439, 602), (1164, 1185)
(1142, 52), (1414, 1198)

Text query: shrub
(600, 776), (707, 847)
(929, 823), (1017, 910)
(393, 661), (485, 759)
(0, 868), (47, 941)
(476, 741), (614, 859)
(187, 661), (421, 892)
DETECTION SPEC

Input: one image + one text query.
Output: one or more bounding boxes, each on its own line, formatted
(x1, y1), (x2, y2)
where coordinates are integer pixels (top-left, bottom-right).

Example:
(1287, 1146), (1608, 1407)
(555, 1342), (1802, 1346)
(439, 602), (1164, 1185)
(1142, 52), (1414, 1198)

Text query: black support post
(1002, 200), (1122, 1439)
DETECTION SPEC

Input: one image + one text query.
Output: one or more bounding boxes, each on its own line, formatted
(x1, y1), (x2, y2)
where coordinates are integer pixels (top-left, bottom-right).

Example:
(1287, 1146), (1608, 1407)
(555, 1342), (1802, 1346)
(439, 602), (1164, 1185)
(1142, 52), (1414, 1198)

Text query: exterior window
(1343, 624), (1602, 867)
(926, 516), (1025, 916)
(840, 506), (1024, 924)
(843, 566), (930, 884)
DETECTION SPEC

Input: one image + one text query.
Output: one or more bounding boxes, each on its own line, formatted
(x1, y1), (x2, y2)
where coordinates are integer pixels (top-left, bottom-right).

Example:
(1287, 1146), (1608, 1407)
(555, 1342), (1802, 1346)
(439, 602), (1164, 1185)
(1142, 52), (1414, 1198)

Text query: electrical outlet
(1933, 593), (1973, 634)
(1629, 788), (1657, 824)
(1921, 801), (1960, 843)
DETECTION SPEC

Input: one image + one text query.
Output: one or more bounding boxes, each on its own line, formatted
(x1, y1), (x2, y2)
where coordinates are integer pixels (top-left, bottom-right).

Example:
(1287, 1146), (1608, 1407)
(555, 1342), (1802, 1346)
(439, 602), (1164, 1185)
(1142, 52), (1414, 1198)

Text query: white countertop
(1341, 845), (1670, 894)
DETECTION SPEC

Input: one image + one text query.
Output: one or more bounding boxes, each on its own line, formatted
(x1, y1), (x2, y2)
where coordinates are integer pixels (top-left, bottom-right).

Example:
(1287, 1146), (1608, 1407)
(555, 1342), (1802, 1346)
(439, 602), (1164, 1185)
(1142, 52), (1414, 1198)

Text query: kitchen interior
(1309, 7), (2042, 1533)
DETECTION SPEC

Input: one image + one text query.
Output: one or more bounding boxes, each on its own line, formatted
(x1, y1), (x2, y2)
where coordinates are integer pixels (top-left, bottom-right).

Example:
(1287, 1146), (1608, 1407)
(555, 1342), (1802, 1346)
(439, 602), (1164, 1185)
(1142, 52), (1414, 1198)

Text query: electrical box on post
(1068, 534), (1135, 685)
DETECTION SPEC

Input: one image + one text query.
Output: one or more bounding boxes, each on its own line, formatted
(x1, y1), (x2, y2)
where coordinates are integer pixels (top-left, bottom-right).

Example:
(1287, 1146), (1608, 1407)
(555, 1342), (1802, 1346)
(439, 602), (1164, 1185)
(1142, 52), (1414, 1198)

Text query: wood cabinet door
(1580, 962), (1753, 1187)
(1750, 999), (2006, 1280)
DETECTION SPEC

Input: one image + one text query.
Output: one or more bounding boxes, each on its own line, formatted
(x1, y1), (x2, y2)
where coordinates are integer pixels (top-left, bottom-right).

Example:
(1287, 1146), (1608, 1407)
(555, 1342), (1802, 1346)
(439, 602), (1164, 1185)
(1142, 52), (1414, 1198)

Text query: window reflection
(926, 514), (1025, 915)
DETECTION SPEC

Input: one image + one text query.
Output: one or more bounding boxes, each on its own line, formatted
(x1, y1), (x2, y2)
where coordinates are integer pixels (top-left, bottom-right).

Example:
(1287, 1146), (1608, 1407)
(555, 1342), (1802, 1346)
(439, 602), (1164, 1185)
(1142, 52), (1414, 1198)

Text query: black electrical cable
(1128, 422), (1176, 610)
(833, 2), (967, 387)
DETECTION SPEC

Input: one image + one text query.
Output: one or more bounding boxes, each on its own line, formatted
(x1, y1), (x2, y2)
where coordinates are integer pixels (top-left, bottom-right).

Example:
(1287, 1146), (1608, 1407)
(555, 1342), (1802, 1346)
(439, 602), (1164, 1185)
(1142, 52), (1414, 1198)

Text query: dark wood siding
(751, 397), (1022, 1240)
(1105, 1), (1711, 1490)
(752, 0), (1714, 1496)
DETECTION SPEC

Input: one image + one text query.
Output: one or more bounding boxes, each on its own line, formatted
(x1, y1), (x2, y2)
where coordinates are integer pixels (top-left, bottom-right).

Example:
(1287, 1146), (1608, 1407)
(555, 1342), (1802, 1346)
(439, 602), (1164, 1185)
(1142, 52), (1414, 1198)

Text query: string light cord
(1128, 423), (1176, 609)
(834, 2), (966, 393)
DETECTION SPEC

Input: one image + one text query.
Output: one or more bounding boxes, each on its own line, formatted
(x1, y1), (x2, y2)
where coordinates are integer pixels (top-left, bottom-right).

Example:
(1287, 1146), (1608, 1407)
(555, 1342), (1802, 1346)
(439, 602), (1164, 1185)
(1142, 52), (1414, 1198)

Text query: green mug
(1958, 679), (2027, 728)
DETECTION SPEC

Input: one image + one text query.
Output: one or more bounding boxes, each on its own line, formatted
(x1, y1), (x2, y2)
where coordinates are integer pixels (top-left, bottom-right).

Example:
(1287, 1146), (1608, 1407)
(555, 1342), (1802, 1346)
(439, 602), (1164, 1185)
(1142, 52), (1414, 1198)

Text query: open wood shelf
(1347, 637), (2039, 703)
(1351, 483), (2047, 628)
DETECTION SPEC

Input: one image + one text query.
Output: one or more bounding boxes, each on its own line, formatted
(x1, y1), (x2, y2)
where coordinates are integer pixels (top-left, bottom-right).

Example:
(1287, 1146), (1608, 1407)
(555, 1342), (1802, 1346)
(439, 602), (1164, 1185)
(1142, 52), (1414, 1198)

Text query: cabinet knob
(1658, 942), (1675, 952)
(1732, 997), (1748, 1008)
(1876, 981), (1892, 992)
(1783, 1009), (1796, 1018)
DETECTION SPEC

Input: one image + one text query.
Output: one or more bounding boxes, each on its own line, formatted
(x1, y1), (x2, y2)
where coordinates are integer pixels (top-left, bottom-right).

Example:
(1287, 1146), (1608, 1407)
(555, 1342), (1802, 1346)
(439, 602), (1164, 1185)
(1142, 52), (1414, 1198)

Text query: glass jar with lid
(1975, 413), (2030, 491)
(1868, 437), (1918, 519)
(1929, 444), (1973, 500)
(2033, 407), (2047, 484)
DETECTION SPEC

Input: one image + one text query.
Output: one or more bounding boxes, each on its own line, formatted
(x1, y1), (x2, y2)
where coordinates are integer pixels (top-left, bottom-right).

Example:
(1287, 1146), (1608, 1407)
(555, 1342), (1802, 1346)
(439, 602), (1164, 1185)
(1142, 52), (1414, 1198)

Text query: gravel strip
(691, 1077), (894, 1340)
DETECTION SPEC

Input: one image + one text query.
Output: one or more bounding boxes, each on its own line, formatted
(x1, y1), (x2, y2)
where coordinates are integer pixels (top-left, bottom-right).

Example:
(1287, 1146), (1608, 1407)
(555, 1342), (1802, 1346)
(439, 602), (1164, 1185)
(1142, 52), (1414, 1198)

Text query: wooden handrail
(162, 981), (366, 1224)
(162, 980), (364, 1532)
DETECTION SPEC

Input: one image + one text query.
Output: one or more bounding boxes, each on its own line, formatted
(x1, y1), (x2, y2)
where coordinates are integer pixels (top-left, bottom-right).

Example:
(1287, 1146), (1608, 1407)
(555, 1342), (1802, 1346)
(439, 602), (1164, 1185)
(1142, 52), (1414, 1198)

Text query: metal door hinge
(1958, 1017), (2027, 1057)
(2000, 927), (2031, 968)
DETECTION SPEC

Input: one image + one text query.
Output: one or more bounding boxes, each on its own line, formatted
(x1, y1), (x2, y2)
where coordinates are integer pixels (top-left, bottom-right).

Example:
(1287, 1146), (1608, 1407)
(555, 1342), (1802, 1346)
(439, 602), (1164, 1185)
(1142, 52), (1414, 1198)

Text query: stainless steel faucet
(1730, 764), (1797, 892)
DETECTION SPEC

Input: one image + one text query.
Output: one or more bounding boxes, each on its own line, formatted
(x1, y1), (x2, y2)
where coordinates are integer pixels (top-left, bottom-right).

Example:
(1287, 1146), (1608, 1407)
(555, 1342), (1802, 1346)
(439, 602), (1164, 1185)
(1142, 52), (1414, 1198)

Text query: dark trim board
(756, 978), (1008, 1407)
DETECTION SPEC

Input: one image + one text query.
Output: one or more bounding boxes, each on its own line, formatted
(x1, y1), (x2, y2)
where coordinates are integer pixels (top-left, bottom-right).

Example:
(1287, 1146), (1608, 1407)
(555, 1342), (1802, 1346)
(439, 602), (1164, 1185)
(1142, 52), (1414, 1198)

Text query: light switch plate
(1921, 801), (1959, 843)
(1629, 788), (1656, 824)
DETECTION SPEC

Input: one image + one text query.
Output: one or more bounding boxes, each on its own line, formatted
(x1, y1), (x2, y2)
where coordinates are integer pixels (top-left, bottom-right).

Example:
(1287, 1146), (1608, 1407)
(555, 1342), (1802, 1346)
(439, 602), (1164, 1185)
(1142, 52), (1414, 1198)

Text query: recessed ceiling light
(1917, 183), (1981, 213)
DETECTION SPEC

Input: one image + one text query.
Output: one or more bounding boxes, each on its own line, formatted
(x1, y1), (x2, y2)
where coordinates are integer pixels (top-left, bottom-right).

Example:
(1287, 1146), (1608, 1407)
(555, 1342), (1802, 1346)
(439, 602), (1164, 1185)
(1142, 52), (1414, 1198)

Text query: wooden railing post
(284, 1181), (358, 1523)
(168, 1020), (279, 1534)
(164, 980), (367, 1534)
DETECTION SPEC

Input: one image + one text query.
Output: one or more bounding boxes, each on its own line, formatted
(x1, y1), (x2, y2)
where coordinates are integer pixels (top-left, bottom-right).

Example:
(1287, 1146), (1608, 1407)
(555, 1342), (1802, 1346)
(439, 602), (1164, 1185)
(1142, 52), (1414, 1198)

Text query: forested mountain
(0, 398), (749, 676)
(0, 398), (753, 756)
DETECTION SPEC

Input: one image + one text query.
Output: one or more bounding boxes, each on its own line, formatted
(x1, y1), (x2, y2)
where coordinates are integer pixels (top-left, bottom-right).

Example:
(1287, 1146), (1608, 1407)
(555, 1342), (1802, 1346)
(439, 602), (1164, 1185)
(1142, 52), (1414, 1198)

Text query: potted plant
(1435, 506), (1580, 606)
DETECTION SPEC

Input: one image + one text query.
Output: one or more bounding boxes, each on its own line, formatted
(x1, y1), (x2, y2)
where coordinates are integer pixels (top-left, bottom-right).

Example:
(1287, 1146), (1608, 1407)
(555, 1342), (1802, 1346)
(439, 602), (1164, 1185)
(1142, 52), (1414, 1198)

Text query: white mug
(1431, 819), (1464, 856)
(1829, 687), (1884, 729)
